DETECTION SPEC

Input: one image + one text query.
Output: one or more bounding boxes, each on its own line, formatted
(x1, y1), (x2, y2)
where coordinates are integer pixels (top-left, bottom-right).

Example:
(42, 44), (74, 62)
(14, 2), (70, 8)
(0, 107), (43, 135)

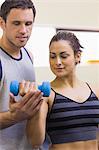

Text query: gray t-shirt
(0, 47), (35, 150)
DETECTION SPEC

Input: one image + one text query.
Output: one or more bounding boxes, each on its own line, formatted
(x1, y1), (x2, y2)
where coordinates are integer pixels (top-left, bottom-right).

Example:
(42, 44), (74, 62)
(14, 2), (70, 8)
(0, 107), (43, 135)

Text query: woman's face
(49, 40), (81, 78)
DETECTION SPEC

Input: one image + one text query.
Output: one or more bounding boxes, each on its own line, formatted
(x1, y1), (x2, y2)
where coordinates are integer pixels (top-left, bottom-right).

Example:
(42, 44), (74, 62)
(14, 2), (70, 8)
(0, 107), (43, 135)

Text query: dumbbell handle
(10, 80), (51, 97)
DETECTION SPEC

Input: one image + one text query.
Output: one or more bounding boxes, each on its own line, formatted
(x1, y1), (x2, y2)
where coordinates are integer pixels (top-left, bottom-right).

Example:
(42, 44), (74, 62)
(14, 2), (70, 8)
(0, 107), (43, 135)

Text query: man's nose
(19, 24), (27, 34)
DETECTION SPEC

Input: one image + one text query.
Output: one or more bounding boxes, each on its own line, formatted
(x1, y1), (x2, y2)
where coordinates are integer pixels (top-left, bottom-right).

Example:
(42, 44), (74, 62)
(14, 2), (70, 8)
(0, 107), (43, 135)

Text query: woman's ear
(75, 51), (82, 65)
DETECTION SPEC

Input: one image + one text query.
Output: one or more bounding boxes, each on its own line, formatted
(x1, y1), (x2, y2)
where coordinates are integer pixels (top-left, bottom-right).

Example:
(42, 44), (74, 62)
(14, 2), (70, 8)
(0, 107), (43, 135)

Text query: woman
(26, 31), (99, 150)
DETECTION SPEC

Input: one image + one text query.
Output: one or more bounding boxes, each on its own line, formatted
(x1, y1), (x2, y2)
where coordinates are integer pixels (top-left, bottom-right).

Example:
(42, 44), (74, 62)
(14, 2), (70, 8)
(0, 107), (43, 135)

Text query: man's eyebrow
(50, 52), (55, 54)
(11, 20), (20, 23)
(50, 51), (68, 54)
(12, 20), (33, 23)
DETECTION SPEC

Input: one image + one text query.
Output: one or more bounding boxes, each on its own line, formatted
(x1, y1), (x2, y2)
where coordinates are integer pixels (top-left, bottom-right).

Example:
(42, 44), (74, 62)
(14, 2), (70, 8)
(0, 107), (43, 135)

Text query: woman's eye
(60, 55), (68, 58)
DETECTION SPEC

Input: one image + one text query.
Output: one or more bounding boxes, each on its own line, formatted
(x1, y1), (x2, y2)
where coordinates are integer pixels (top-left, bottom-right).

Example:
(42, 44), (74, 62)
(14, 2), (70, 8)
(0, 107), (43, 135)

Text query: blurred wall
(0, 0), (98, 30)
(33, 0), (99, 30)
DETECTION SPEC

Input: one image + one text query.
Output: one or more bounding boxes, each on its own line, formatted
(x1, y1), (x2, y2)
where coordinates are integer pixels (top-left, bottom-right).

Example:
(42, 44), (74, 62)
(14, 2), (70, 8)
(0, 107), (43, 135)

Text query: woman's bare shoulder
(87, 82), (99, 99)
(47, 89), (55, 111)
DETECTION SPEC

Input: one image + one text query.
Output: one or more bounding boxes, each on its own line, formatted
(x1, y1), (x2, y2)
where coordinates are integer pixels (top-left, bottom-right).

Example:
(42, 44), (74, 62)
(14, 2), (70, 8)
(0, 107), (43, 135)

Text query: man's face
(2, 8), (34, 49)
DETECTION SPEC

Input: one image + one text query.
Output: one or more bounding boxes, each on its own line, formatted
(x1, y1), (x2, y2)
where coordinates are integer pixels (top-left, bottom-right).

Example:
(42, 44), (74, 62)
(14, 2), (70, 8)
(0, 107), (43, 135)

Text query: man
(0, 0), (43, 149)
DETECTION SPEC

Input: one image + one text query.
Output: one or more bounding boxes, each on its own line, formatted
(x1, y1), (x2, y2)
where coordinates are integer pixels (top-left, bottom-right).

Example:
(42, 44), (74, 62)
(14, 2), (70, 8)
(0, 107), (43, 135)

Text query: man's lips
(16, 36), (28, 40)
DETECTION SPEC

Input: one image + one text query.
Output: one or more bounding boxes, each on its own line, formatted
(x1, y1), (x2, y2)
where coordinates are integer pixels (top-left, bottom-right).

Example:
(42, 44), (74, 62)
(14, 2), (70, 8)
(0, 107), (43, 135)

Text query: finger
(9, 92), (16, 104)
(18, 90), (40, 107)
(29, 82), (36, 92)
(19, 81), (36, 96)
(9, 93), (16, 110)
(26, 91), (43, 109)
(19, 80), (26, 96)
(21, 90), (43, 110)
(28, 100), (43, 118)
(24, 81), (31, 93)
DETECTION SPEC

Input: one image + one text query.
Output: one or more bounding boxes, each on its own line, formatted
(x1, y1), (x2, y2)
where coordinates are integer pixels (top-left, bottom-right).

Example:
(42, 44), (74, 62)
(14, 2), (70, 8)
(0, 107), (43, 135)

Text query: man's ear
(75, 51), (82, 65)
(0, 17), (5, 30)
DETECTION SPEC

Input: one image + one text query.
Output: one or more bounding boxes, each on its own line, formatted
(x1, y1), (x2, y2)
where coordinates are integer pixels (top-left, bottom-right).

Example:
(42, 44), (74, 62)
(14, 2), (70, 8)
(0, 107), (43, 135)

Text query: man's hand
(9, 90), (43, 122)
(0, 82), (43, 130)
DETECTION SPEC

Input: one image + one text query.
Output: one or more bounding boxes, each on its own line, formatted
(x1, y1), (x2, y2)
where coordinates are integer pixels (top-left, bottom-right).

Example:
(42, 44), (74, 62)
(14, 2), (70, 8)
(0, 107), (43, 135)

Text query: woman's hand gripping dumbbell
(10, 80), (51, 97)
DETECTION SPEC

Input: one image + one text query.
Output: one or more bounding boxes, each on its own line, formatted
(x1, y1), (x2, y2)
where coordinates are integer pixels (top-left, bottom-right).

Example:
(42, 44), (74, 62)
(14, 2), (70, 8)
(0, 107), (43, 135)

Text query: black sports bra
(46, 84), (99, 144)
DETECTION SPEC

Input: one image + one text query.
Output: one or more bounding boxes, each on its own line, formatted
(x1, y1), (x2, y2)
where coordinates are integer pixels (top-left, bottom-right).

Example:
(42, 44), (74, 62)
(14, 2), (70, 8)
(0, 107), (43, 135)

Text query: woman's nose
(56, 57), (62, 65)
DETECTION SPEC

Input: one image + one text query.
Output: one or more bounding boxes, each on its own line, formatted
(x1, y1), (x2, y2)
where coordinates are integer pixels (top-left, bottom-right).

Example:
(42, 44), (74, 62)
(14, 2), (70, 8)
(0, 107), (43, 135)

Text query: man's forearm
(0, 111), (17, 129)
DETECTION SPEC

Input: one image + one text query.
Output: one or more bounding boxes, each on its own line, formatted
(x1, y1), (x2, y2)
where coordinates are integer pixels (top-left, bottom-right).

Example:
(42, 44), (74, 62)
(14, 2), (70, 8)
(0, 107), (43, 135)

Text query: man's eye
(13, 21), (20, 25)
(50, 55), (56, 59)
(25, 22), (33, 26)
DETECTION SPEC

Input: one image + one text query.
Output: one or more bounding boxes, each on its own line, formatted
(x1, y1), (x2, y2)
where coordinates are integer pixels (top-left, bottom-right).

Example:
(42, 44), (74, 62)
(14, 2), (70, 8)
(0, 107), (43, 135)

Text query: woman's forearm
(26, 100), (48, 148)
(26, 112), (45, 147)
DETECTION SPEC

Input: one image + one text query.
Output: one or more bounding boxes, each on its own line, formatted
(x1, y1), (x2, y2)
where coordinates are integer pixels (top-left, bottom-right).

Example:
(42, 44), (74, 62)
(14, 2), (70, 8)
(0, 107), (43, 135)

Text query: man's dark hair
(0, 0), (36, 22)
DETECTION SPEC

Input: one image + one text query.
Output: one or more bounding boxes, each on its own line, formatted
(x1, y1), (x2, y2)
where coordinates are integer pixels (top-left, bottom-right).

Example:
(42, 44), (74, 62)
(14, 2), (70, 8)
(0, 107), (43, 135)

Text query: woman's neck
(51, 75), (80, 89)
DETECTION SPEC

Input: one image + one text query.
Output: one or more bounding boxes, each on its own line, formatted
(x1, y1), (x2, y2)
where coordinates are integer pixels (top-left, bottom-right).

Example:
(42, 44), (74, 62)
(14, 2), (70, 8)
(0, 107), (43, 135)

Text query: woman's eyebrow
(60, 51), (67, 54)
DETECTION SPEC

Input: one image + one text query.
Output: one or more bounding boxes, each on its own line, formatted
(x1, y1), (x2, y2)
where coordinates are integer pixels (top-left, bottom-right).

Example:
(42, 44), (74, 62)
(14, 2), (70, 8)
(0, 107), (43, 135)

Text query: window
(26, 26), (56, 67)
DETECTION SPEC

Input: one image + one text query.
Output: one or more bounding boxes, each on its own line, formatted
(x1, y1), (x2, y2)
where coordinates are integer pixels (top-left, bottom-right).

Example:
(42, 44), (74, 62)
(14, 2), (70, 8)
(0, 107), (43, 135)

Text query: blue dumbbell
(10, 80), (51, 97)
